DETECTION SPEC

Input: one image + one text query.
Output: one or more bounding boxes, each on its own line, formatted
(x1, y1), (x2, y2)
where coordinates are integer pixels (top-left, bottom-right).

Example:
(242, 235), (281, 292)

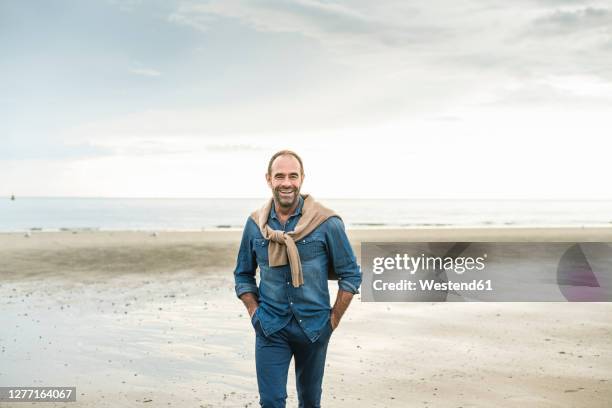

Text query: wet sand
(1, 228), (611, 407)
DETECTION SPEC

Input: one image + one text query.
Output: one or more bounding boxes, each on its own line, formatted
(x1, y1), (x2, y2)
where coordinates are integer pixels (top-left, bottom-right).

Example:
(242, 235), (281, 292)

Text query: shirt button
(299, 319), (302, 322)
(287, 282), (290, 285)
(290, 302), (293, 305)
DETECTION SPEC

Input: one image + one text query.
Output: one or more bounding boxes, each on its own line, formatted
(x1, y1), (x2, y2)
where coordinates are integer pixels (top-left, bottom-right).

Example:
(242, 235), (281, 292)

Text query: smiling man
(234, 150), (362, 408)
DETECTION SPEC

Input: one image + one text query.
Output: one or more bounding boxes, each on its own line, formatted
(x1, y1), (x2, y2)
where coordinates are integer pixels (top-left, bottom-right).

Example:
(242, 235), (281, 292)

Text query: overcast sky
(1, 0), (611, 199)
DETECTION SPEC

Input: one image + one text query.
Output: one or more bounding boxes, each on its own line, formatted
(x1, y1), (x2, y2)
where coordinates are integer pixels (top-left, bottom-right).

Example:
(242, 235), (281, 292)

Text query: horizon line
(4, 195), (612, 201)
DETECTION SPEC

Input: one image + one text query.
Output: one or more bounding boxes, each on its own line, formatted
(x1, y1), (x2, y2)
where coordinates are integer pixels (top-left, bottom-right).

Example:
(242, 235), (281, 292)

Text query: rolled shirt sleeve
(324, 216), (362, 294)
(233, 218), (259, 298)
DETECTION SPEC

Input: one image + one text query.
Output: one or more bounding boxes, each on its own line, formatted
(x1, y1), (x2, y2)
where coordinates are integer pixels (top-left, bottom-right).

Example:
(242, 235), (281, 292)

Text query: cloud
(169, 0), (447, 52)
(0, 140), (114, 161)
(530, 7), (612, 35)
(77, 135), (265, 157)
(62, 1), (612, 151)
(170, 0), (368, 35)
(205, 143), (264, 152)
(420, 3), (612, 87)
(511, 6), (612, 80)
(129, 67), (162, 77)
(479, 76), (612, 109)
(168, 1), (612, 85)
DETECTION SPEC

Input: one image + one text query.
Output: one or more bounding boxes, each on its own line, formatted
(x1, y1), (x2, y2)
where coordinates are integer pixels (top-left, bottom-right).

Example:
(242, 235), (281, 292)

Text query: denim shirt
(234, 196), (362, 342)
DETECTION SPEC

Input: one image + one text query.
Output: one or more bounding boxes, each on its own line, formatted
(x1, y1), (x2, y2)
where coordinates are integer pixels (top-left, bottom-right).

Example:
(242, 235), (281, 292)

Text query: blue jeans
(252, 313), (333, 408)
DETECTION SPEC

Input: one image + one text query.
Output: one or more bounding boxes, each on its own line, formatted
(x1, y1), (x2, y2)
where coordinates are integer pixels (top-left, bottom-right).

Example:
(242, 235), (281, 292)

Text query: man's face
(266, 155), (304, 209)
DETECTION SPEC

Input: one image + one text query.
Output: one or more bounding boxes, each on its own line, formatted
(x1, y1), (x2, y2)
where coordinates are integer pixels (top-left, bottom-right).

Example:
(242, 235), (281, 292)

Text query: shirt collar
(270, 195), (304, 221)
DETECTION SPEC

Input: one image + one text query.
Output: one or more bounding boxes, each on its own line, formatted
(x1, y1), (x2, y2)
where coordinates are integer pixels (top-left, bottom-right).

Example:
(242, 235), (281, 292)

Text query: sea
(1, 197), (611, 232)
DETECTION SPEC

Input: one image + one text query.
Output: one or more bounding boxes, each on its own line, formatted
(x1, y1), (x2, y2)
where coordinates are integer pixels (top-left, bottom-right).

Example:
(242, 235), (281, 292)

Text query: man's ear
(265, 173), (272, 187)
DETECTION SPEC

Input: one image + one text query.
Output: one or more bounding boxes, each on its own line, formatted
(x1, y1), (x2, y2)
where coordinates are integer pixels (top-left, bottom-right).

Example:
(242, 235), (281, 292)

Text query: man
(234, 150), (362, 408)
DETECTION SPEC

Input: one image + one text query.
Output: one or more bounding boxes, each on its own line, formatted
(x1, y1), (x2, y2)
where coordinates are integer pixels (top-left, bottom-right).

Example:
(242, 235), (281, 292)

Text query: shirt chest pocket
(296, 237), (326, 262)
(253, 238), (269, 266)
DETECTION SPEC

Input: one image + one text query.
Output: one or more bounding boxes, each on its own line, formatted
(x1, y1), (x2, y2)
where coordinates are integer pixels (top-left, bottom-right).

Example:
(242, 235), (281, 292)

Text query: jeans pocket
(251, 310), (264, 337)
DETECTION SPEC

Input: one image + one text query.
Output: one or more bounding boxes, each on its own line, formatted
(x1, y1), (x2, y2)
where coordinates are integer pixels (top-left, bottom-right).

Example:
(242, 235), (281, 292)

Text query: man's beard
(273, 187), (300, 208)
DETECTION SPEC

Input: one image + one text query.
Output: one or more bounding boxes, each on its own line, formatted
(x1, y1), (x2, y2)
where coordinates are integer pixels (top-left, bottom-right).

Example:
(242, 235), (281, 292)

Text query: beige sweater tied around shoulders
(250, 194), (338, 288)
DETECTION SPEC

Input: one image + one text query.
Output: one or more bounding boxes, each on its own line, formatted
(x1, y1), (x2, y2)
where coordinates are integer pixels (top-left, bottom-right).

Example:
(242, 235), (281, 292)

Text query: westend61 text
(372, 279), (493, 292)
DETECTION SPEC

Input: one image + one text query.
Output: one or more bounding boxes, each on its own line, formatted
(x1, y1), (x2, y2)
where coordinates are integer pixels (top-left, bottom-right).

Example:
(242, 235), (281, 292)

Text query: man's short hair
(267, 150), (304, 176)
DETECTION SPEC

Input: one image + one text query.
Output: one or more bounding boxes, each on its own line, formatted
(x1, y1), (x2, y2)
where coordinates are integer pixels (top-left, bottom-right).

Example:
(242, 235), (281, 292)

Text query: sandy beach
(1, 228), (611, 407)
